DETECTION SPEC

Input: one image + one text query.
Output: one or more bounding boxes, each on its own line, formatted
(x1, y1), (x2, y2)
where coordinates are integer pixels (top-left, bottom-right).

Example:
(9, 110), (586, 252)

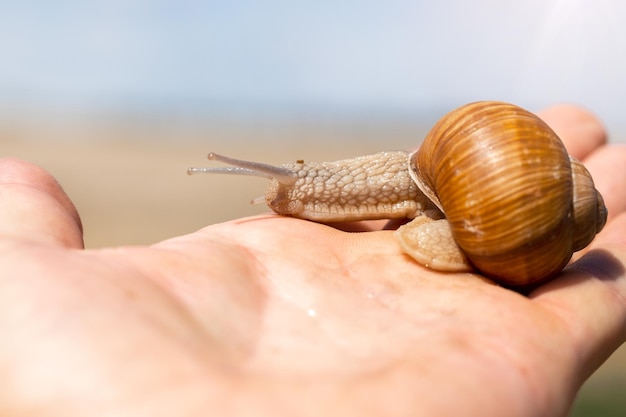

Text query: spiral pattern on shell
(410, 101), (607, 287)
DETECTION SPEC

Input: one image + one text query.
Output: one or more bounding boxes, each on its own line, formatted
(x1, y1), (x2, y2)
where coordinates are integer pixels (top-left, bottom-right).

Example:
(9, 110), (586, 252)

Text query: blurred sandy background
(1, 116), (431, 247)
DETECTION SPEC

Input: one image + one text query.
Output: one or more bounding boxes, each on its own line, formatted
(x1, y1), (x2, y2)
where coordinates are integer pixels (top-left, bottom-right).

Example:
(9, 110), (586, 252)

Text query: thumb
(0, 158), (83, 249)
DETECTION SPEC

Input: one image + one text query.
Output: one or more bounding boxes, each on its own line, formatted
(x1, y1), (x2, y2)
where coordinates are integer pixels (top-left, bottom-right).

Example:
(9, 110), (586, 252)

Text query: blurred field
(0, 116), (430, 247)
(1, 116), (625, 416)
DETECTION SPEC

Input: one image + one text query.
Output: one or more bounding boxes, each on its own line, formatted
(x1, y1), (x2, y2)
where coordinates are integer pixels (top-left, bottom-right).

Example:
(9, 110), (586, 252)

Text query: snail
(188, 101), (607, 288)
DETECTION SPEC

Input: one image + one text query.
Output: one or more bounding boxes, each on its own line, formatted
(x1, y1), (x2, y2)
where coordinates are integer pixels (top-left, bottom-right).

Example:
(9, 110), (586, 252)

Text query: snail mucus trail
(187, 101), (607, 288)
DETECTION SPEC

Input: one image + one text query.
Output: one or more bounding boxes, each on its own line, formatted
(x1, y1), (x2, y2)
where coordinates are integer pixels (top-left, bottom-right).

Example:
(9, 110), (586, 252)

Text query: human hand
(0, 105), (625, 417)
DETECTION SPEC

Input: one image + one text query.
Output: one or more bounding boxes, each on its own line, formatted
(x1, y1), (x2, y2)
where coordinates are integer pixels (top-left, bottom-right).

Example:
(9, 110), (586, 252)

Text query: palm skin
(0, 105), (625, 417)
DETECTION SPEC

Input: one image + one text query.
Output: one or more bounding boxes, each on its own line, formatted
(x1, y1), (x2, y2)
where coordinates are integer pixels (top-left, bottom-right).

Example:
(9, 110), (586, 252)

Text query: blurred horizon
(1, 1), (626, 140)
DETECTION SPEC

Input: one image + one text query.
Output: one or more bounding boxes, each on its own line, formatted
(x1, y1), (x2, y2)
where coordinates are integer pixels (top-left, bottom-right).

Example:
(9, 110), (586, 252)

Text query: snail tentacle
(188, 152), (297, 185)
(187, 166), (277, 178)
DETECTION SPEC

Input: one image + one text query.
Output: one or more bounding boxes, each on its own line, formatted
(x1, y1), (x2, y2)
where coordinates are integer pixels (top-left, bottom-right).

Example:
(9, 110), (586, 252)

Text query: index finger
(538, 104), (607, 159)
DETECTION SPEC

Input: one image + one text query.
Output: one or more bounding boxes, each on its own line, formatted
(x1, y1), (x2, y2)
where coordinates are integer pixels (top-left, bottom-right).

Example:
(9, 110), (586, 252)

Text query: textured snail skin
(188, 150), (438, 222)
(263, 151), (436, 222)
(410, 101), (607, 287)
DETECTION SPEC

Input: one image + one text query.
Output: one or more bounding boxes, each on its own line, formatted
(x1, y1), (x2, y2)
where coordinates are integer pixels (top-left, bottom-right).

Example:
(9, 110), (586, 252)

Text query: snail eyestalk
(187, 152), (297, 186)
(250, 196), (266, 205)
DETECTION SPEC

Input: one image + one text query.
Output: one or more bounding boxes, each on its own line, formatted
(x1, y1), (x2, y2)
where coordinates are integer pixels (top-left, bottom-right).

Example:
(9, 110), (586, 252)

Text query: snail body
(190, 151), (436, 222)
(188, 101), (607, 288)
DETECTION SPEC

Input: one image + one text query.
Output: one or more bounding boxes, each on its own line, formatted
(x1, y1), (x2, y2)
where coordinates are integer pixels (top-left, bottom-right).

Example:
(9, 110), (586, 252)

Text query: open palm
(1, 105), (625, 417)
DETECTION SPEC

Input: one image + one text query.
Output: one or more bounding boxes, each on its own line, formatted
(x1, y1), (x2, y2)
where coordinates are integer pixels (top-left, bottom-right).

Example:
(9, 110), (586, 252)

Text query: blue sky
(1, 0), (626, 132)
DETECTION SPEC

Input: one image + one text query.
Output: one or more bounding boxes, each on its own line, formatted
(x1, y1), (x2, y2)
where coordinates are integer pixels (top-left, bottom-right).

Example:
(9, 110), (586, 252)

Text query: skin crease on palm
(0, 107), (625, 417)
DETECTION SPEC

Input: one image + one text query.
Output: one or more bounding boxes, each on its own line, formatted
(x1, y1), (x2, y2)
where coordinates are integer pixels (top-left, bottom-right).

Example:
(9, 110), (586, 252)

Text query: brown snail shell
(409, 101), (607, 287)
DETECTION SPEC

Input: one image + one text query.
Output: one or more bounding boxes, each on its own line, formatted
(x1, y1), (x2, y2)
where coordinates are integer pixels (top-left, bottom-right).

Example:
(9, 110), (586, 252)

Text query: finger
(0, 158), (83, 249)
(583, 145), (626, 223)
(537, 104), (607, 159)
